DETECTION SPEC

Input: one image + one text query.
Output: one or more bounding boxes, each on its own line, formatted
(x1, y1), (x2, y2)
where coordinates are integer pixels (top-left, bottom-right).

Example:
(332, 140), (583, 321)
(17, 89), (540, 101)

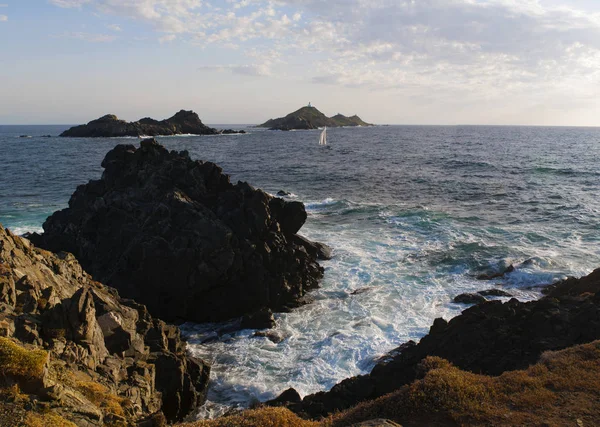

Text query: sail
(319, 127), (327, 145)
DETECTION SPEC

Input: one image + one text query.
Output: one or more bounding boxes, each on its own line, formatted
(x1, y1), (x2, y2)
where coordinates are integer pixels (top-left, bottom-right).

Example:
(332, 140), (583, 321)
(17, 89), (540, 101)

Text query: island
(59, 110), (245, 137)
(258, 104), (373, 131)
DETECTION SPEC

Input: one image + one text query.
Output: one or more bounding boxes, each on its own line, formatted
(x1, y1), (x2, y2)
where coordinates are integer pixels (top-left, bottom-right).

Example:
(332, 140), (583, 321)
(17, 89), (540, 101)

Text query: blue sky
(1, 0), (599, 125)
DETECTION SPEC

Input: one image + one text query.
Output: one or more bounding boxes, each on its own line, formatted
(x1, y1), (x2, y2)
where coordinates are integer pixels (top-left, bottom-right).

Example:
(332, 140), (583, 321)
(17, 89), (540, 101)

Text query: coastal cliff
(60, 110), (245, 137)
(31, 139), (327, 324)
(258, 106), (373, 131)
(0, 224), (209, 426)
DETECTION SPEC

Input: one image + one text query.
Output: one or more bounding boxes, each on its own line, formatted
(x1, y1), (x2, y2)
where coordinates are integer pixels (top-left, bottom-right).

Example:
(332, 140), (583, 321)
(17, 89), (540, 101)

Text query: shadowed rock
(31, 139), (325, 324)
(0, 224), (209, 425)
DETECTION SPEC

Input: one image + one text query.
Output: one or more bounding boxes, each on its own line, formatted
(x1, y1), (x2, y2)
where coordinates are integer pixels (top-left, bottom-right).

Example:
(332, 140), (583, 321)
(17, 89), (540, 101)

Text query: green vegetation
(0, 337), (47, 382)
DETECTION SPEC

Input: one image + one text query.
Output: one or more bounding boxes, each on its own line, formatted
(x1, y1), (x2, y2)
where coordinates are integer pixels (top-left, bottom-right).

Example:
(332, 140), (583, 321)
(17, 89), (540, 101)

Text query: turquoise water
(1, 124), (600, 417)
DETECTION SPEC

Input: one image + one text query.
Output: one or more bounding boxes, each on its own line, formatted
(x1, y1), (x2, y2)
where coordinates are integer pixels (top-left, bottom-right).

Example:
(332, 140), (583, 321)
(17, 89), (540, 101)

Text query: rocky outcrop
(258, 106), (373, 131)
(282, 269), (600, 418)
(31, 139), (325, 324)
(60, 110), (245, 137)
(0, 224), (209, 425)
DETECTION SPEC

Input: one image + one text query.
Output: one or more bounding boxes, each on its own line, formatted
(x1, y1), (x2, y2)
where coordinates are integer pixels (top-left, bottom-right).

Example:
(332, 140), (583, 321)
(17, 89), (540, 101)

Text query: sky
(0, 0), (599, 125)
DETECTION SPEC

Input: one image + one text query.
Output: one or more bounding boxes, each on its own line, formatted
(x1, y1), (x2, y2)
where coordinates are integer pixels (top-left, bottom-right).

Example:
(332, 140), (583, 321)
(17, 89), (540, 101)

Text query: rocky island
(60, 110), (245, 137)
(258, 105), (373, 131)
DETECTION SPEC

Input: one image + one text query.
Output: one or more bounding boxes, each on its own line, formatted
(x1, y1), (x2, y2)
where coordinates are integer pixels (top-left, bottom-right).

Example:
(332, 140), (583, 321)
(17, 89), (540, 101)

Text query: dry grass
(0, 337), (47, 382)
(76, 380), (127, 418)
(23, 412), (78, 427)
(328, 340), (600, 426)
(179, 407), (320, 427)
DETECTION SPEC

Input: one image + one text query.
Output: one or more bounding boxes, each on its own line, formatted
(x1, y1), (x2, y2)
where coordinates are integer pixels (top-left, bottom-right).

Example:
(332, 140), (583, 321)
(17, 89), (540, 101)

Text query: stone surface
(290, 269), (600, 418)
(31, 139), (325, 324)
(478, 288), (513, 297)
(59, 110), (244, 137)
(0, 224), (209, 425)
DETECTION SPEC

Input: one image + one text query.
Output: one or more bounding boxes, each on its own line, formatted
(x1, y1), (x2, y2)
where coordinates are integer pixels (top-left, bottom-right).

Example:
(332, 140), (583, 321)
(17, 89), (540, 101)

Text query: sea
(1, 124), (600, 419)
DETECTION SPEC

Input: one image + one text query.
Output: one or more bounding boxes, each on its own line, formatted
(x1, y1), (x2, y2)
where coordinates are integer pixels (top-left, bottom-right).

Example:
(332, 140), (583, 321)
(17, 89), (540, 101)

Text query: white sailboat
(319, 127), (327, 145)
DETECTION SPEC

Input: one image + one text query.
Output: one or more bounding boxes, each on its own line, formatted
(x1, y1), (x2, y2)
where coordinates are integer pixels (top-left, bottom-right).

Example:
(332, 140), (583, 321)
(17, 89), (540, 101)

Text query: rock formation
(0, 224), (209, 425)
(60, 110), (245, 137)
(258, 106), (373, 131)
(277, 268), (600, 418)
(31, 139), (327, 324)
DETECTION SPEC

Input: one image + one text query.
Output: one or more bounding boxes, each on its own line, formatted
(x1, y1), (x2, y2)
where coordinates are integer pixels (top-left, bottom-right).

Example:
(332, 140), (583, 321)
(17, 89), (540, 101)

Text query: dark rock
(294, 268), (600, 418)
(241, 308), (276, 330)
(277, 190), (291, 197)
(292, 235), (333, 260)
(258, 106), (374, 131)
(219, 129), (246, 134)
(0, 224), (210, 425)
(478, 289), (513, 297)
(253, 330), (286, 343)
(477, 264), (515, 280)
(31, 140), (324, 324)
(266, 388), (302, 407)
(351, 287), (371, 296)
(453, 293), (487, 304)
(59, 110), (237, 137)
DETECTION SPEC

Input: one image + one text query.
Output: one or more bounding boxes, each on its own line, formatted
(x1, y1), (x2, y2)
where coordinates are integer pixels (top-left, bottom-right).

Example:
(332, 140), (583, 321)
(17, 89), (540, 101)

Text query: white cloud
(49, 0), (91, 8)
(198, 62), (272, 77)
(47, 0), (600, 100)
(52, 31), (117, 42)
(0, 14), (7, 22)
(159, 33), (176, 43)
(107, 23), (122, 31)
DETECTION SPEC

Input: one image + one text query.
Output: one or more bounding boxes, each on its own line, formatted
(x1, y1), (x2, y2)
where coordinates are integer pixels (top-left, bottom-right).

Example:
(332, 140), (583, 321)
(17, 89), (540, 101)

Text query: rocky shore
(60, 110), (246, 137)
(266, 268), (600, 418)
(0, 224), (209, 426)
(30, 139), (327, 324)
(258, 106), (373, 131)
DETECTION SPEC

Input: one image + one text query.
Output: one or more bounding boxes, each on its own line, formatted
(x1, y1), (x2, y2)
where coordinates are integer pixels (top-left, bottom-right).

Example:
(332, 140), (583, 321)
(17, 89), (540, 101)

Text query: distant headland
(60, 110), (245, 137)
(258, 104), (374, 131)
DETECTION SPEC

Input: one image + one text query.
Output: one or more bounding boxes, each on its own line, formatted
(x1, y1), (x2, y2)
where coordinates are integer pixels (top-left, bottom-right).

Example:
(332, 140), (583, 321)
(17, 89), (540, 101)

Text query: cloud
(52, 31), (117, 42)
(198, 63), (272, 77)
(159, 33), (176, 43)
(47, 0), (600, 99)
(49, 0), (91, 7)
(107, 23), (122, 31)
(0, 14), (6, 22)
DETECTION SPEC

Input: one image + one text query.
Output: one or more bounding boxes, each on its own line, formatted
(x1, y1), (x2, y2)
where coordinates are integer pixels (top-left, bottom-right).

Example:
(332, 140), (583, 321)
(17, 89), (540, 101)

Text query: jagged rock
(277, 190), (291, 197)
(292, 235), (333, 260)
(453, 293), (487, 304)
(59, 110), (244, 137)
(258, 106), (373, 130)
(478, 289), (513, 297)
(0, 224), (209, 425)
(350, 420), (402, 427)
(293, 269), (600, 418)
(31, 139), (325, 324)
(253, 330), (286, 344)
(265, 388), (302, 407)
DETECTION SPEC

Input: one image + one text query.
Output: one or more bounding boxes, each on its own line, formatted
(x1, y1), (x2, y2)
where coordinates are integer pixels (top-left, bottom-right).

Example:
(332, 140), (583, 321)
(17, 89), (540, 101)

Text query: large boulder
(31, 139), (325, 324)
(0, 224), (209, 425)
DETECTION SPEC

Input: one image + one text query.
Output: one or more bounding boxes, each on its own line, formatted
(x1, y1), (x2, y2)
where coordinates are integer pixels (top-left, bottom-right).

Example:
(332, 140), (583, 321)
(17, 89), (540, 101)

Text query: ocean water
(1, 124), (600, 418)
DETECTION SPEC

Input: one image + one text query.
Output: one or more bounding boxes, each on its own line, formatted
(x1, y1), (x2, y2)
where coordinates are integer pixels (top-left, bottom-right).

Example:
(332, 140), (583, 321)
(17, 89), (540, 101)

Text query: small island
(60, 110), (245, 137)
(258, 104), (373, 131)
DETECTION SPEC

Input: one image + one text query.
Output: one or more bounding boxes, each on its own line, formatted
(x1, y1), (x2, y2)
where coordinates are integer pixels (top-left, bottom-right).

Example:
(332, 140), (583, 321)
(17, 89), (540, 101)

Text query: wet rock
(253, 330), (286, 343)
(351, 288), (371, 296)
(241, 308), (276, 330)
(478, 289), (513, 297)
(292, 234), (333, 260)
(277, 190), (291, 197)
(266, 388), (302, 407)
(31, 140), (325, 324)
(477, 264), (515, 280)
(453, 293), (487, 304)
